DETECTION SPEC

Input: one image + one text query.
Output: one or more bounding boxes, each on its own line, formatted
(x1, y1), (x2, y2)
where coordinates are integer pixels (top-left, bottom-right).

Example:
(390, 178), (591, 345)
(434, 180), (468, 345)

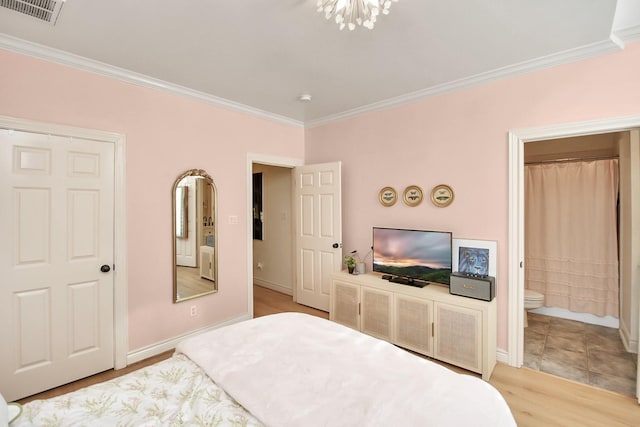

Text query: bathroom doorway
(508, 117), (640, 402)
(524, 133), (636, 395)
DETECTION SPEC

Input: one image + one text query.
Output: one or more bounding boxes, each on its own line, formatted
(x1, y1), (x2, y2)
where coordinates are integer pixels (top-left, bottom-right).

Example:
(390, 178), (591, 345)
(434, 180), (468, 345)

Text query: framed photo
(378, 187), (397, 207)
(431, 184), (454, 207)
(452, 239), (497, 277)
(402, 185), (423, 207)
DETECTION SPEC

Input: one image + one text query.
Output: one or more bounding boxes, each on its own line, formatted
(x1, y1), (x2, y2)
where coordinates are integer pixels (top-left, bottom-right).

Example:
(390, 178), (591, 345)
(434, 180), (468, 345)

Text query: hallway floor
(524, 312), (637, 396)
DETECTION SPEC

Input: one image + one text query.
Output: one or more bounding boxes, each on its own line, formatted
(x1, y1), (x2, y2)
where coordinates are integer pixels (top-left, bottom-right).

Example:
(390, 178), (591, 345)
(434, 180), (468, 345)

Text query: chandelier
(317, 0), (398, 31)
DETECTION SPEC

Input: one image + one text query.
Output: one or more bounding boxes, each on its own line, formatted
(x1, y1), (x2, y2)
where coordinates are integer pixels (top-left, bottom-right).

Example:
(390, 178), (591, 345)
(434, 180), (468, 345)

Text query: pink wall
(0, 49), (304, 352)
(2, 39), (639, 356)
(305, 41), (640, 352)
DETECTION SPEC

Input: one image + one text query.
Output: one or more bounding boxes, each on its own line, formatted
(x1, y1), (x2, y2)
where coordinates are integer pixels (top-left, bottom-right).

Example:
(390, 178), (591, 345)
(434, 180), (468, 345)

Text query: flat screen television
(372, 227), (452, 286)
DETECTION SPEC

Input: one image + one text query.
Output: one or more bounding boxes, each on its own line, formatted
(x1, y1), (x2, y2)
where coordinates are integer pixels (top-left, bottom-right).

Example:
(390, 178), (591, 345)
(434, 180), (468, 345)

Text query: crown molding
(1, 32), (634, 130)
(305, 37), (625, 128)
(0, 33), (304, 128)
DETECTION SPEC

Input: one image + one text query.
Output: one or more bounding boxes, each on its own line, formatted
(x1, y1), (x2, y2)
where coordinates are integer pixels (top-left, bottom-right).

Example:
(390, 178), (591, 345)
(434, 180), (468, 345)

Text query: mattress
(14, 312), (516, 426)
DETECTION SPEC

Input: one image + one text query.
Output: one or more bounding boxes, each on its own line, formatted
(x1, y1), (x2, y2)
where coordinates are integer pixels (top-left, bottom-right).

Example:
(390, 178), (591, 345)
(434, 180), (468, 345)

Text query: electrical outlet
(190, 305), (197, 317)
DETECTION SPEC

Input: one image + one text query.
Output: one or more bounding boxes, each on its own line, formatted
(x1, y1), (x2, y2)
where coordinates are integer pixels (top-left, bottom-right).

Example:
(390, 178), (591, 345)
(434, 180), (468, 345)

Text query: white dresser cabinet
(330, 271), (496, 380)
(199, 245), (215, 281)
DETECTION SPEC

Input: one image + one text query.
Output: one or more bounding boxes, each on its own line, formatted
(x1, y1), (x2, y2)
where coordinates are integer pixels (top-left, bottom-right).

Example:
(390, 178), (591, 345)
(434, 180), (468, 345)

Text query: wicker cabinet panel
(395, 294), (432, 356)
(361, 287), (393, 341)
(330, 280), (360, 330)
(433, 302), (482, 373)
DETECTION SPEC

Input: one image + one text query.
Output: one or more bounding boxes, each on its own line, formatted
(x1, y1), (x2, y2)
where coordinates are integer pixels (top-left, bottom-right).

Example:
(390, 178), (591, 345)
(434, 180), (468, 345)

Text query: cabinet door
(330, 280), (360, 330)
(200, 247), (214, 280)
(361, 287), (393, 341)
(395, 294), (433, 356)
(433, 302), (482, 374)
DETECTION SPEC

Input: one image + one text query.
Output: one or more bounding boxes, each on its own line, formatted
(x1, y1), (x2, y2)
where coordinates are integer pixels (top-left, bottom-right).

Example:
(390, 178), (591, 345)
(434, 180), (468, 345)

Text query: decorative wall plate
(402, 185), (423, 207)
(378, 186), (397, 207)
(431, 184), (454, 207)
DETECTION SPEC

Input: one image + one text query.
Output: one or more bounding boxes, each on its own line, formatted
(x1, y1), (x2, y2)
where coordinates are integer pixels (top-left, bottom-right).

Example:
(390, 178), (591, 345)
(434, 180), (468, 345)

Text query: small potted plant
(344, 253), (357, 274)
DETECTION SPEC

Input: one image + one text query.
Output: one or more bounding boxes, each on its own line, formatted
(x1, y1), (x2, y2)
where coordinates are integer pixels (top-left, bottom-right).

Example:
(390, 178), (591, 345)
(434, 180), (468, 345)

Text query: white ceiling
(0, 0), (639, 126)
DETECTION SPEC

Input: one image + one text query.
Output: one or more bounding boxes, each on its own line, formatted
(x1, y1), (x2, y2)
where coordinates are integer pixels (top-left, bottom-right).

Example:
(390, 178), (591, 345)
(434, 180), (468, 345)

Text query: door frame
(0, 115), (128, 370)
(246, 153), (303, 316)
(508, 114), (640, 368)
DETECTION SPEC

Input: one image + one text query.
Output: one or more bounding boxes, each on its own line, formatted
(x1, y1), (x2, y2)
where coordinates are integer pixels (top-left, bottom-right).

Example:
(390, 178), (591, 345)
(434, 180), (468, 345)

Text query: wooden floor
(176, 265), (215, 299)
(19, 286), (640, 427)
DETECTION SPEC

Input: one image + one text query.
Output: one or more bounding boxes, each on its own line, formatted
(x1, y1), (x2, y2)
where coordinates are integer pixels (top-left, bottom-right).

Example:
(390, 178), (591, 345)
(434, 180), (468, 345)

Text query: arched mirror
(172, 169), (217, 302)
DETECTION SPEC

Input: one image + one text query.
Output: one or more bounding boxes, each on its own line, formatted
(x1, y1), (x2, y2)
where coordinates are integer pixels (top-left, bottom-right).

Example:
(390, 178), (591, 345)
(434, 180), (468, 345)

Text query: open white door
(293, 162), (342, 311)
(0, 130), (115, 401)
(175, 176), (197, 267)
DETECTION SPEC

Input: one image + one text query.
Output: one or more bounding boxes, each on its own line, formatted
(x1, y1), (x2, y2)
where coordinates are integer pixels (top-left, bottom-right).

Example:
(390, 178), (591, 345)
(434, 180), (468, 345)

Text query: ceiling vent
(1, 0), (65, 25)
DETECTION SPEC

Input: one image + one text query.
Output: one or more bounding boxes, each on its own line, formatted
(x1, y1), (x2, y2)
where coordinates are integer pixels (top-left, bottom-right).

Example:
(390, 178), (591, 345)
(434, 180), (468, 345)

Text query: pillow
(0, 392), (7, 426)
(0, 393), (23, 425)
(8, 403), (22, 424)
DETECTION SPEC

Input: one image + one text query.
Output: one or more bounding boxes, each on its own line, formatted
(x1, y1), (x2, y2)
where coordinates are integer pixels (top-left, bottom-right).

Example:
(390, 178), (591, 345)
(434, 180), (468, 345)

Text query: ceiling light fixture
(317, 0), (398, 31)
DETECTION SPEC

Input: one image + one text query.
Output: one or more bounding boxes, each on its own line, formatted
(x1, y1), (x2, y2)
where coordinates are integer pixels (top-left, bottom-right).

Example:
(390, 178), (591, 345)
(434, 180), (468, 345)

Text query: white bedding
(177, 312), (517, 427)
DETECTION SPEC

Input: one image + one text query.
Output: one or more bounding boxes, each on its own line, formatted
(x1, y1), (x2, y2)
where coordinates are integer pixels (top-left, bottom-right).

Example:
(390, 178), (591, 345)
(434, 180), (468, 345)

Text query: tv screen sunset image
(373, 228), (452, 285)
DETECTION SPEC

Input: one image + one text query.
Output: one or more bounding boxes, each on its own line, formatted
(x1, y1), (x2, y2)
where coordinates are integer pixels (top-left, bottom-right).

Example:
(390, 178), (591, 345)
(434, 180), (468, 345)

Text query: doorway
(246, 154), (302, 316)
(251, 162), (295, 297)
(508, 115), (640, 401)
(522, 134), (636, 395)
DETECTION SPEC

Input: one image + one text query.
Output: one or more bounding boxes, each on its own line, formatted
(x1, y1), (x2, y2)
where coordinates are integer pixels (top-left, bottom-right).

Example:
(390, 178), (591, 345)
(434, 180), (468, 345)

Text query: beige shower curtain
(525, 159), (619, 318)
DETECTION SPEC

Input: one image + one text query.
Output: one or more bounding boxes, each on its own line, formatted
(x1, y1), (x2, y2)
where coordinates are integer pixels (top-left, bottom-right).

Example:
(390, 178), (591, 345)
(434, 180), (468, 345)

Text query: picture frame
(378, 186), (398, 207)
(431, 184), (454, 207)
(452, 239), (497, 277)
(402, 185), (423, 207)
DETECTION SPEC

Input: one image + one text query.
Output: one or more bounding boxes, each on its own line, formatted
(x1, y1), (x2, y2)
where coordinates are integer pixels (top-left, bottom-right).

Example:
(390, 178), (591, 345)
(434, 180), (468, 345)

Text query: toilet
(524, 289), (545, 327)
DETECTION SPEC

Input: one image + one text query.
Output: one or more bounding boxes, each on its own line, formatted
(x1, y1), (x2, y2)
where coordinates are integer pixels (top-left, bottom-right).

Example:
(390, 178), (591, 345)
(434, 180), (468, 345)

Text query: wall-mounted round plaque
(431, 184), (454, 207)
(402, 185), (424, 207)
(378, 187), (397, 207)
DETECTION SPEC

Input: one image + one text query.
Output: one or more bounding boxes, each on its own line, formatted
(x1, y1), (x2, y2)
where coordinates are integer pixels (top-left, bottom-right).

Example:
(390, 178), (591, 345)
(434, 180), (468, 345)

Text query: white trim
(0, 34), (304, 129)
(508, 114), (640, 367)
(0, 115), (128, 370)
(614, 25), (640, 42)
(1, 33), (630, 129)
(254, 279), (293, 296)
(306, 38), (624, 128)
(246, 154), (303, 320)
(126, 314), (251, 365)
(113, 133), (128, 369)
(496, 349), (509, 365)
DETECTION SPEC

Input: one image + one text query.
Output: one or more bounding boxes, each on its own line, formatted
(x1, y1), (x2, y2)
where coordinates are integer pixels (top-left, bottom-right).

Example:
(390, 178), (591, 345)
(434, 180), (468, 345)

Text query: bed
(10, 312), (516, 426)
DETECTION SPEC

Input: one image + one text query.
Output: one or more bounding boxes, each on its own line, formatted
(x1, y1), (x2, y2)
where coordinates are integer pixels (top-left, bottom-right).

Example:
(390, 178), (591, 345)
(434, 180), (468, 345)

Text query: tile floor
(524, 312), (637, 396)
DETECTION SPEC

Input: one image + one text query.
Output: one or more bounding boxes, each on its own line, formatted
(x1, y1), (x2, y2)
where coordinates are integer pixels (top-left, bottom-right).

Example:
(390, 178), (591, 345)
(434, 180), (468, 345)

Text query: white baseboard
(125, 313), (251, 366)
(254, 278), (293, 296)
(529, 306), (619, 328)
(619, 319), (639, 353)
(496, 348), (509, 365)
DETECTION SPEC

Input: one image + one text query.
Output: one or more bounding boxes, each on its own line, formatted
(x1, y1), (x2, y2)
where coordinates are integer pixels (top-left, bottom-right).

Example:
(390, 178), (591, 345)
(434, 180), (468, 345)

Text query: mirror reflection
(173, 169), (217, 302)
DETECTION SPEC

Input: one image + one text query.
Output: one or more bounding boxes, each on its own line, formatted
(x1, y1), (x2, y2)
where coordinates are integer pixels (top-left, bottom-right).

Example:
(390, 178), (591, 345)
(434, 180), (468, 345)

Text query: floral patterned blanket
(13, 353), (263, 427)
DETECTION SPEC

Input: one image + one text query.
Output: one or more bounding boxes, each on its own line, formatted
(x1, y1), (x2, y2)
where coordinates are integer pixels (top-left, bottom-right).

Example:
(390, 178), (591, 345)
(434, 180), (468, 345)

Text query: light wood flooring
(19, 285), (640, 426)
(176, 265), (215, 299)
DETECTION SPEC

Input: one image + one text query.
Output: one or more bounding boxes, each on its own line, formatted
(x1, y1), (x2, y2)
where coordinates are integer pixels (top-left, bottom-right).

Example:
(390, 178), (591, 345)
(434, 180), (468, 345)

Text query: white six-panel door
(0, 129), (115, 401)
(294, 162), (342, 311)
(175, 176), (197, 267)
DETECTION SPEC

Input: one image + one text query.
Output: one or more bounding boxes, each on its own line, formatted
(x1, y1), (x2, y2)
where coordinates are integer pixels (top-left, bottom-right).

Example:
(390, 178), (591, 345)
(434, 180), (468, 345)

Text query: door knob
(332, 243), (341, 248)
(100, 264), (111, 273)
